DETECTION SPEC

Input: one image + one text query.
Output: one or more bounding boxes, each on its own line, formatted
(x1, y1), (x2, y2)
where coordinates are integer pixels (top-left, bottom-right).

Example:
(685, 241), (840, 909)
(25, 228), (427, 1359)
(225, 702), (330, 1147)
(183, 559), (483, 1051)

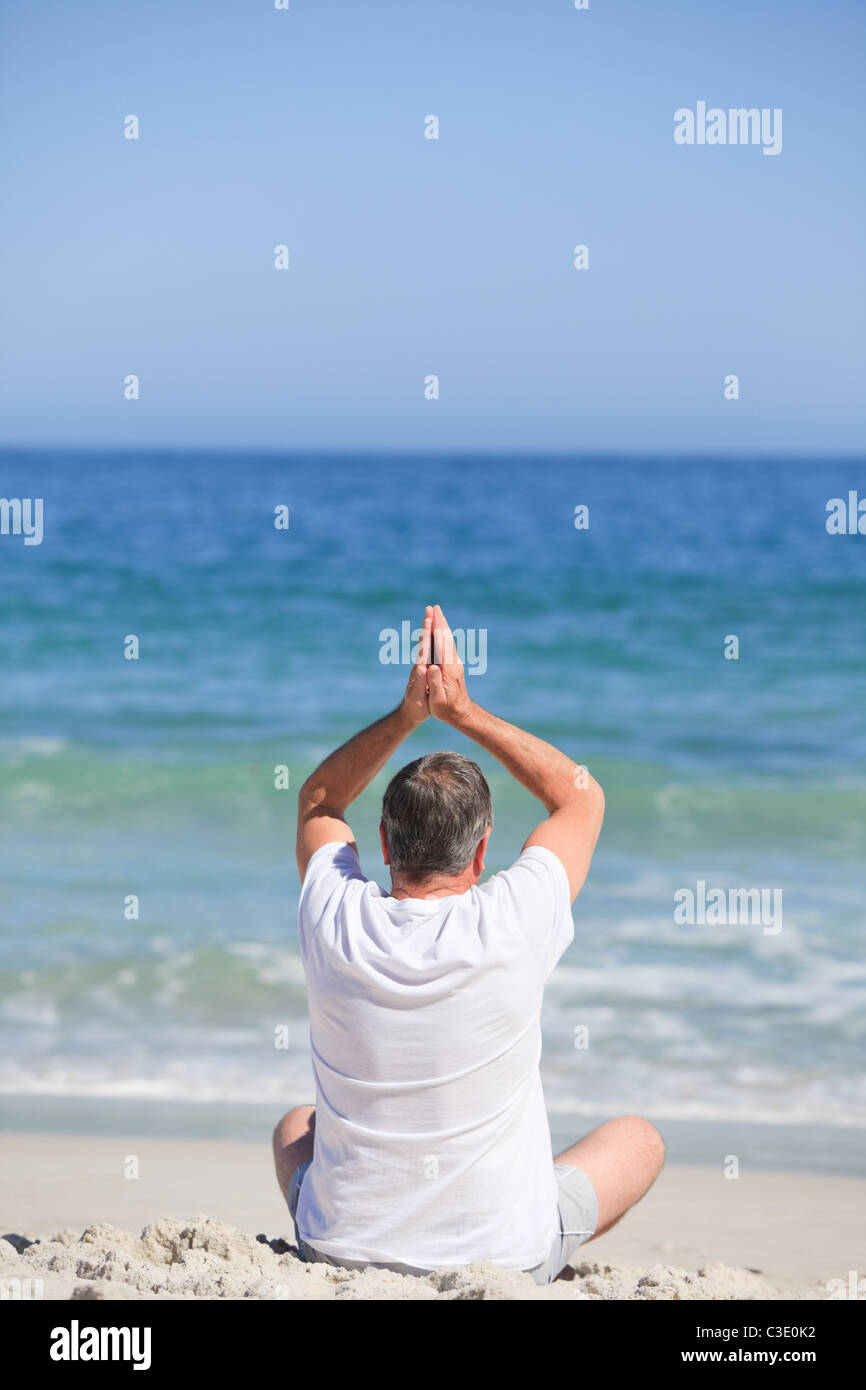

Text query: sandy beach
(1, 1133), (860, 1300)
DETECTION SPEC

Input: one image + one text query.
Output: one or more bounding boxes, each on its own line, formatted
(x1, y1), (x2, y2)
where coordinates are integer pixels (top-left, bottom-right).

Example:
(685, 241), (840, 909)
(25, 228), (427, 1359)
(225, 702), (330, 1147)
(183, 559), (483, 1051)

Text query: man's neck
(390, 874), (473, 900)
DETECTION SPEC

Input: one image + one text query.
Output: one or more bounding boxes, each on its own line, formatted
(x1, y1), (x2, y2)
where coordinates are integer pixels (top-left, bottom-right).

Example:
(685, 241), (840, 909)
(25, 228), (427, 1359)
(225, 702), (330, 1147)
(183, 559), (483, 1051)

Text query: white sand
(1, 1133), (860, 1300)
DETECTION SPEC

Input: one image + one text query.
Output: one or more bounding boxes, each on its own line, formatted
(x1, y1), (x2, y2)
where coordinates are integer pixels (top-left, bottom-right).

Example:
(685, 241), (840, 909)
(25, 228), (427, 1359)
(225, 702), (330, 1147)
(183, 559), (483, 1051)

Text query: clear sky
(1, 0), (864, 453)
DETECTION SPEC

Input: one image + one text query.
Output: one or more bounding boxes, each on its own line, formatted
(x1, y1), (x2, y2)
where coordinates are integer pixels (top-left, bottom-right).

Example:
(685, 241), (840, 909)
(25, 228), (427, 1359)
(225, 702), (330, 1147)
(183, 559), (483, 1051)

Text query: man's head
(379, 751), (493, 892)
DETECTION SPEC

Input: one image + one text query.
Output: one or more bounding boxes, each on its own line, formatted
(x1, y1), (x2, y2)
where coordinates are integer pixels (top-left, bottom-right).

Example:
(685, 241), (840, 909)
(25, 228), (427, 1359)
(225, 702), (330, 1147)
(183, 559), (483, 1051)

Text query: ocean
(1, 450), (864, 1173)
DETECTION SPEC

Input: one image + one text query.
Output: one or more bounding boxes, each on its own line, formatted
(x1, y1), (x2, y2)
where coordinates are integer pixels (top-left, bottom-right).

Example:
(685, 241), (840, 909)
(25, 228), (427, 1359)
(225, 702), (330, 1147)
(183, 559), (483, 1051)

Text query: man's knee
(273, 1105), (315, 1142)
(273, 1106), (316, 1195)
(618, 1114), (665, 1172)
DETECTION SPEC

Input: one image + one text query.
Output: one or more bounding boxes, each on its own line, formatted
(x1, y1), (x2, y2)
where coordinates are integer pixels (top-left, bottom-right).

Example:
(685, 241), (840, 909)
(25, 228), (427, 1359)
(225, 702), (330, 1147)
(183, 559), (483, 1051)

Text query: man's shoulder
(303, 840), (365, 879)
(480, 845), (570, 896)
(477, 845), (574, 976)
(299, 842), (368, 915)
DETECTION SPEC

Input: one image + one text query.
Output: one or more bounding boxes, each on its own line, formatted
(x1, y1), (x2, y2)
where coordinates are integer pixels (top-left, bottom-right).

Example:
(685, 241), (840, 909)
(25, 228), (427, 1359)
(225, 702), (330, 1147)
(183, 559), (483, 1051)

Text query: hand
(400, 605), (434, 727)
(427, 604), (473, 725)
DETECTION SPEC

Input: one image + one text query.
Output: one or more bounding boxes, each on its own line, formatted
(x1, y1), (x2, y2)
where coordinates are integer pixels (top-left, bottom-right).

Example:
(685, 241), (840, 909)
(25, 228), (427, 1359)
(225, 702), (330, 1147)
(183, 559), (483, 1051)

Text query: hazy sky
(1, 0), (864, 453)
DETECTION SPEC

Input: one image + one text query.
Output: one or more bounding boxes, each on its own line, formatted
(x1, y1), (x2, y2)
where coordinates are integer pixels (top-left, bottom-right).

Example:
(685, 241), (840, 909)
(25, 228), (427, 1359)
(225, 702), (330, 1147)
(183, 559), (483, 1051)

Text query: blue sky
(1, 0), (864, 453)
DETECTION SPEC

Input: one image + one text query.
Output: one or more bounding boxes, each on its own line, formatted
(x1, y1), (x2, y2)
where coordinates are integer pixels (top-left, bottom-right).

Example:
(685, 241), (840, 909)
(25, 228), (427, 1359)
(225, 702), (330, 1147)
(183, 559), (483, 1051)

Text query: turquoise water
(1, 451), (864, 1163)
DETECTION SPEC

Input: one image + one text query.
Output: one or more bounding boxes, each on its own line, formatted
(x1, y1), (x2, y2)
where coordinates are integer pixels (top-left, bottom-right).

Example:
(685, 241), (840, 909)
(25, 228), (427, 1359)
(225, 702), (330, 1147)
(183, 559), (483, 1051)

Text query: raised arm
(295, 608), (433, 880)
(426, 605), (603, 901)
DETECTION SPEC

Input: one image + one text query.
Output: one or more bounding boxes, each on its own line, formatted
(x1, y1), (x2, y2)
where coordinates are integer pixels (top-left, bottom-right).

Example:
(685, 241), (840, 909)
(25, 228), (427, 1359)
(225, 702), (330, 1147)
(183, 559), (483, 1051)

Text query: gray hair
(381, 752), (493, 879)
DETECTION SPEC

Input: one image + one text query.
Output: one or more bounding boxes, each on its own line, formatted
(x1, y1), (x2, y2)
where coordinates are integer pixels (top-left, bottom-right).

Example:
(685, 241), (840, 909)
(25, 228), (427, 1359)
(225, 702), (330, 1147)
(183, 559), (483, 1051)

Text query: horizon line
(1, 443), (863, 462)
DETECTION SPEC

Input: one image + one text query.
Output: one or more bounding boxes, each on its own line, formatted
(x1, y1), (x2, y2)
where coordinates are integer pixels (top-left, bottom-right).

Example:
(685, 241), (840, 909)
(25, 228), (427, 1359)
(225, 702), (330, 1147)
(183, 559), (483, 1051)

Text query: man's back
(296, 839), (574, 1271)
(274, 604), (662, 1289)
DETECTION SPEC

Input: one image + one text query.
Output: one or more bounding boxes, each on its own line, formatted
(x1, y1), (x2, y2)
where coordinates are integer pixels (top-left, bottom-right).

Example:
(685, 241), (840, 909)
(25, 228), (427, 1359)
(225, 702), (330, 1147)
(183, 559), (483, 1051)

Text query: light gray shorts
(286, 1159), (597, 1286)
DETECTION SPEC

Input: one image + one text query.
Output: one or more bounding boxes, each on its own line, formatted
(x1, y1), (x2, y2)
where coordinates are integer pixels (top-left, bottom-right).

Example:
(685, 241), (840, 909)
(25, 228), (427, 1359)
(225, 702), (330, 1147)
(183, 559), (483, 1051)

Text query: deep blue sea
(1, 451), (864, 1167)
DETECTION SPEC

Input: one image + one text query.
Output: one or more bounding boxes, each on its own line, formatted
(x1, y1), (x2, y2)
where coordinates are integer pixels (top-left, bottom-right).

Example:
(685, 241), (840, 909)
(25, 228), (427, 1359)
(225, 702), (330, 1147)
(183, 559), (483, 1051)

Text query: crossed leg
(272, 1107), (665, 1263)
(273, 1104), (316, 1200)
(555, 1114), (665, 1243)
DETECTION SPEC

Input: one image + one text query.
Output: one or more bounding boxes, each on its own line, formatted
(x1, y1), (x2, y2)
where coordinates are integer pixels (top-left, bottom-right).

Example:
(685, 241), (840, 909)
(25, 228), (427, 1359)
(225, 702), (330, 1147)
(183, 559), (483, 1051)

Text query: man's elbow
(297, 778), (322, 818)
(297, 779), (346, 821)
(583, 775), (605, 827)
(574, 770), (603, 804)
(549, 773), (604, 819)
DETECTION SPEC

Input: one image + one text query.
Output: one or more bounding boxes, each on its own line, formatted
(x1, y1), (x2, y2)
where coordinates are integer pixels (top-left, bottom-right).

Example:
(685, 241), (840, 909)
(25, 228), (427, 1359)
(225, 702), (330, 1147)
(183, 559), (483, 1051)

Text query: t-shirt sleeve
(297, 841), (366, 957)
(489, 845), (575, 979)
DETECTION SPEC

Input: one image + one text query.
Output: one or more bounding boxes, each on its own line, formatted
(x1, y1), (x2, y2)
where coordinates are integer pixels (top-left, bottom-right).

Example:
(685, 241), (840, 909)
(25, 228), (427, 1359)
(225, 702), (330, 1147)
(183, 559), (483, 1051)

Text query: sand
(1, 1133), (861, 1301)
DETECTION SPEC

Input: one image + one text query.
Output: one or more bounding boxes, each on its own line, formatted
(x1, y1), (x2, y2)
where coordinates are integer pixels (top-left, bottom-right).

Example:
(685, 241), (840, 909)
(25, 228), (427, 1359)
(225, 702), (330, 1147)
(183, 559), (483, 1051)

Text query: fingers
(422, 606), (434, 667)
(431, 604), (460, 667)
(431, 604), (443, 665)
(427, 663), (445, 701)
(403, 662), (430, 724)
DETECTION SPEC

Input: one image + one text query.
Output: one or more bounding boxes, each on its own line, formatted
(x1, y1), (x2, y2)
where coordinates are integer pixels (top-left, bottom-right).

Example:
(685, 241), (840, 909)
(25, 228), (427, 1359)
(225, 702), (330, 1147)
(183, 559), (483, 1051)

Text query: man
(273, 604), (664, 1283)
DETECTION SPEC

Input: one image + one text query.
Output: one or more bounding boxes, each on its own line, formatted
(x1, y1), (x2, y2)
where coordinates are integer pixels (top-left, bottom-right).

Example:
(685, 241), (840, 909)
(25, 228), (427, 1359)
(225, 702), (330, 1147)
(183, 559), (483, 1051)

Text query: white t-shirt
(295, 841), (574, 1272)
